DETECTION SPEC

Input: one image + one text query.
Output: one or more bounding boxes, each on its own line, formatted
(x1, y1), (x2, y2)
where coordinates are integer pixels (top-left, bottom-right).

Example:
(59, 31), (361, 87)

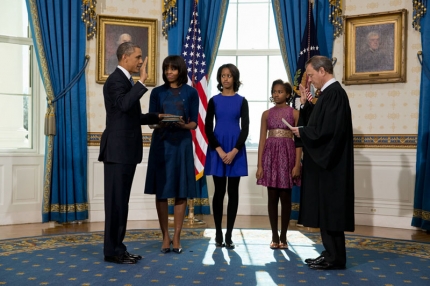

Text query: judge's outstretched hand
(290, 126), (300, 138)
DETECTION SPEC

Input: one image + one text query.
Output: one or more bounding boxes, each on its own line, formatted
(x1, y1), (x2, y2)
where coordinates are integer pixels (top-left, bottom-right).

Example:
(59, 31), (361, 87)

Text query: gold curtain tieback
(268, 129), (293, 138)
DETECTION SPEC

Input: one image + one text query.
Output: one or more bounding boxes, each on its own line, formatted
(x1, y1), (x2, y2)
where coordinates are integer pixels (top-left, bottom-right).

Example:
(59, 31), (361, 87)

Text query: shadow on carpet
(1, 229), (430, 285)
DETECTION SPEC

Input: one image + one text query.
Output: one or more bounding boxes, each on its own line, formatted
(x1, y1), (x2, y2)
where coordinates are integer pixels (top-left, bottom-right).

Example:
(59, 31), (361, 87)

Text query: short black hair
(116, 42), (140, 61)
(216, 63), (242, 92)
(162, 55), (188, 85)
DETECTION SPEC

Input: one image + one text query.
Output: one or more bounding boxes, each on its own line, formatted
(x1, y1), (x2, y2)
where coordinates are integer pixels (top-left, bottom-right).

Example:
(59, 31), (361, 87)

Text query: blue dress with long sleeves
(205, 93), (249, 177)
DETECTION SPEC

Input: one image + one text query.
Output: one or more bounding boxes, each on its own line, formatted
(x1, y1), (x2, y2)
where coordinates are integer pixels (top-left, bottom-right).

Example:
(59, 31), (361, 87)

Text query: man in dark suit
(291, 55), (355, 270)
(99, 42), (162, 264)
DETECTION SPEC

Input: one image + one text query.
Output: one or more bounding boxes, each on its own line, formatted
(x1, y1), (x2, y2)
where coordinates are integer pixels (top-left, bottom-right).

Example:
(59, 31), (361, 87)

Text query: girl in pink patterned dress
(256, 80), (302, 249)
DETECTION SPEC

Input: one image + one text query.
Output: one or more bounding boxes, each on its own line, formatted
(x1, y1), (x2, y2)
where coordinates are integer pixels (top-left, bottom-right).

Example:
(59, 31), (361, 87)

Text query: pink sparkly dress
(257, 106), (300, 188)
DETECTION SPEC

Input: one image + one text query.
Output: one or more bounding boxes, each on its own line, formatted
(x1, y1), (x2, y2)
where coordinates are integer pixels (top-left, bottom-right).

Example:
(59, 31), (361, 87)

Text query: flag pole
(180, 0), (209, 228)
(183, 199), (207, 227)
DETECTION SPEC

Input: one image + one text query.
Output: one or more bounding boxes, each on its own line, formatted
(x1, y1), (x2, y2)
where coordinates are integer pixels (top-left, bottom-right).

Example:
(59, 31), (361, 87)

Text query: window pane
(237, 56), (268, 101)
(0, 43), (31, 95)
(219, 4), (237, 50)
(0, 94), (32, 149)
(208, 56), (237, 97)
(0, 1), (28, 38)
(268, 55), (288, 85)
(269, 9), (280, 49)
(237, 3), (269, 49)
(246, 102), (267, 149)
(0, 42), (32, 149)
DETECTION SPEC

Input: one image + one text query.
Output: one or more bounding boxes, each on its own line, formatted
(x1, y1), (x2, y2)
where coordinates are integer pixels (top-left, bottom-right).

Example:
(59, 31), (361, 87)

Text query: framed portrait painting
(343, 9), (407, 85)
(96, 15), (157, 86)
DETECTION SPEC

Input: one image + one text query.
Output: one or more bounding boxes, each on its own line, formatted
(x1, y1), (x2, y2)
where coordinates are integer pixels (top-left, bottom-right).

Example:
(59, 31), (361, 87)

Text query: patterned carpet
(1, 229), (430, 285)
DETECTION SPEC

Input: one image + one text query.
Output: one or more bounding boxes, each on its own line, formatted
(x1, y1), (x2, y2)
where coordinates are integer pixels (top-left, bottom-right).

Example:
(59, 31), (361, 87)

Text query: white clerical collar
(321, 78), (337, 92)
(117, 65), (131, 79)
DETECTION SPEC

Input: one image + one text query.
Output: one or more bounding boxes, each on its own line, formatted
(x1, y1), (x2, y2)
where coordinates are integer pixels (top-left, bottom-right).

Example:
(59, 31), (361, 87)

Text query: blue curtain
(272, 0), (332, 81)
(26, 0), (88, 223)
(166, 0), (229, 216)
(412, 11), (430, 231)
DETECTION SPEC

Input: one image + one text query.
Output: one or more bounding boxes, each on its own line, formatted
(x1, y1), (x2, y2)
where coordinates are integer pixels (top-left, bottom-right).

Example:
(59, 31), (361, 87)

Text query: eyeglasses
(221, 74), (233, 79)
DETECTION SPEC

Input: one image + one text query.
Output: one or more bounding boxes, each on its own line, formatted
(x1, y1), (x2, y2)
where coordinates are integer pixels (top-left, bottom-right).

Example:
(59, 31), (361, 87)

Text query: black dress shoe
(172, 247), (182, 254)
(225, 242), (235, 249)
(215, 241), (225, 247)
(305, 255), (324, 265)
(125, 251), (142, 260)
(308, 261), (346, 270)
(104, 254), (137, 264)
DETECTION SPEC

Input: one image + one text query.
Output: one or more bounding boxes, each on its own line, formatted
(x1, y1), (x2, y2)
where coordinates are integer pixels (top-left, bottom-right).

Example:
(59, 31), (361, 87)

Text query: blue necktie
(129, 77), (134, 86)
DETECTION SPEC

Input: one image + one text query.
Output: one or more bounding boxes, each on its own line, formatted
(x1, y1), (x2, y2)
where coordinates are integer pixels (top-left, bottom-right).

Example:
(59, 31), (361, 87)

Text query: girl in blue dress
(205, 64), (249, 249)
(145, 55), (199, 254)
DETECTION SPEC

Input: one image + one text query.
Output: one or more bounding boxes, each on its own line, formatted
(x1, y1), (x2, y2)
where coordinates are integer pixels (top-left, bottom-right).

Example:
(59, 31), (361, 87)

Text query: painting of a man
(355, 25), (394, 73)
(105, 33), (133, 74)
(103, 25), (148, 76)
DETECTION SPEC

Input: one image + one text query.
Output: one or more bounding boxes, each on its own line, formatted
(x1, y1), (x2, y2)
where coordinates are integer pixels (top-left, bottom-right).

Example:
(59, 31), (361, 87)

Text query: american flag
(292, 0), (320, 108)
(181, 4), (208, 180)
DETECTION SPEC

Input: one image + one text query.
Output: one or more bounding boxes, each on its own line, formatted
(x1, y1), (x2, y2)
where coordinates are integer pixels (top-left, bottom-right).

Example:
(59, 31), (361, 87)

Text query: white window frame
(0, 31), (42, 154)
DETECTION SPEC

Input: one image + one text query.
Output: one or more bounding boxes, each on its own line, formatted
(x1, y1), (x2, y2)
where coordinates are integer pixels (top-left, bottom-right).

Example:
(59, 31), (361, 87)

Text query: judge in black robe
(291, 56), (354, 270)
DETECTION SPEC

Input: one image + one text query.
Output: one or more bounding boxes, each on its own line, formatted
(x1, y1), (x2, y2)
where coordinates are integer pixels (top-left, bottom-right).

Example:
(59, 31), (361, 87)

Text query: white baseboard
(355, 213), (417, 230)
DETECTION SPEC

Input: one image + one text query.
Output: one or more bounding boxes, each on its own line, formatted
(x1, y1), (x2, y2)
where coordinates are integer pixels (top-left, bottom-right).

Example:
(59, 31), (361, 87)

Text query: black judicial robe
(297, 81), (355, 232)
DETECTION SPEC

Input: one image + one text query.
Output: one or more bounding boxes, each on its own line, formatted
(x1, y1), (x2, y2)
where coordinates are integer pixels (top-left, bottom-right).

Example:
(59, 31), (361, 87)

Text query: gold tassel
(81, 0), (97, 40)
(162, 0), (178, 39)
(412, 0), (427, 32)
(44, 102), (56, 136)
(329, 0), (343, 38)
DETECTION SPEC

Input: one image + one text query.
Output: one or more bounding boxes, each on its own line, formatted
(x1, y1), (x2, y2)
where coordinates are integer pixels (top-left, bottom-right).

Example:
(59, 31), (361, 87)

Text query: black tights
(212, 176), (240, 244)
(267, 187), (292, 243)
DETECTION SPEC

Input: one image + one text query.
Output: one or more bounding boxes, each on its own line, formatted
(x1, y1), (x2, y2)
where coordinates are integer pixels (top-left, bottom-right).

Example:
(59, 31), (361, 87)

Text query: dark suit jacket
(98, 67), (159, 164)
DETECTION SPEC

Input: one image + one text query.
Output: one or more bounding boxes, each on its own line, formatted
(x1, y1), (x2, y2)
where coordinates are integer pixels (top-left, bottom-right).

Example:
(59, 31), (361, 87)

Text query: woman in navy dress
(144, 55), (199, 254)
(205, 64), (249, 249)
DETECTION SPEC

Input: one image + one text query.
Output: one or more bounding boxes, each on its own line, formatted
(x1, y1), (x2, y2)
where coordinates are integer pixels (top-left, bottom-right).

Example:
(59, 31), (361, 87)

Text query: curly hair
(270, 79), (293, 104)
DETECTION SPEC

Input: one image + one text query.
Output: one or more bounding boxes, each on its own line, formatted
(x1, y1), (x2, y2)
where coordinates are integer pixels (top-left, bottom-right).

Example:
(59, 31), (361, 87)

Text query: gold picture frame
(96, 15), (157, 86)
(343, 9), (407, 85)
